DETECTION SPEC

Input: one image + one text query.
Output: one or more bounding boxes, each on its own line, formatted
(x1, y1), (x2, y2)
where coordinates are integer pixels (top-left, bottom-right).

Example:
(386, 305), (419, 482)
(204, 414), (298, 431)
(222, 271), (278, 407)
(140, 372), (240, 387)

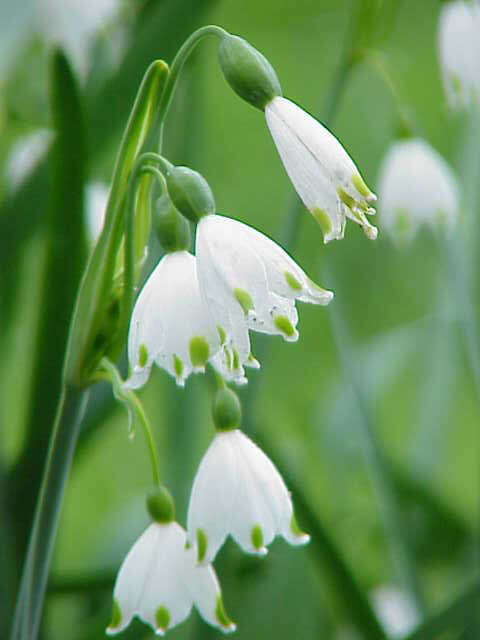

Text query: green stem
(10, 386), (89, 640)
(99, 358), (160, 486)
(120, 159), (169, 355)
(156, 25), (227, 132)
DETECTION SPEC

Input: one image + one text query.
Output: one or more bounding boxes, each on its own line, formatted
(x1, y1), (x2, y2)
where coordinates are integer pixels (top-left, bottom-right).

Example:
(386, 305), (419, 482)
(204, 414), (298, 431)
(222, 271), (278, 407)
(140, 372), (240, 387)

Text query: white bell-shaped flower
(377, 138), (459, 244)
(265, 96), (377, 242)
(126, 250), (245, 388)
(438, 1), (480, 109)
(196, 214), (333, 360)
(106, 521), (236, 636)
(187, 428), (310, 565)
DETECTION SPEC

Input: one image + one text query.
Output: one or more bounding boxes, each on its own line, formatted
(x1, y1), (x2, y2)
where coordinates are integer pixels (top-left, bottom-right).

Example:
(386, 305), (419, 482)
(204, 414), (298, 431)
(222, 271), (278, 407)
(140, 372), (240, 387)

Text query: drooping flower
(187, 390), (310, 564)
(438, 1), (480, 109)
(107, 488), (235, 636)
(377, 138), (459, 244)
(125, 250), (247, 388)
(264, 96), (377, 242)
(195, 213), (333, 360)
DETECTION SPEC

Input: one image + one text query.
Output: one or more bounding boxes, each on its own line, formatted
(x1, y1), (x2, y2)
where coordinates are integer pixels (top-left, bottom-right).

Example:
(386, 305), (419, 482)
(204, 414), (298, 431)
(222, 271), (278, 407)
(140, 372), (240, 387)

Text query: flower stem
(10, 386), (89, 640)
(99, 358), (161, 486)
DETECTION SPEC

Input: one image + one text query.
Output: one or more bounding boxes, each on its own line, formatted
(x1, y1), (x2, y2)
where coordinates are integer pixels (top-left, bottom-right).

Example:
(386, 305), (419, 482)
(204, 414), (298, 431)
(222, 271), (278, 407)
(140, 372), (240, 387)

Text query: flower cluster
(105, 27), (379, 637)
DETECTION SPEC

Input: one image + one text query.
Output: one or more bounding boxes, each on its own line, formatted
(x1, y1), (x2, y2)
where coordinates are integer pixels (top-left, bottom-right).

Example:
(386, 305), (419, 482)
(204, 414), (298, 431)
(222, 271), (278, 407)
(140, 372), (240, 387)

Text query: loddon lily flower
(377, 138), (459, 244)
(196, 213), (333, 360)
(438, 1), (480, 109)
(187, 388), (310, 564)
(265, 96), (378, 242)
(125, 250), (249, 388)
(107, 487), (235, 636)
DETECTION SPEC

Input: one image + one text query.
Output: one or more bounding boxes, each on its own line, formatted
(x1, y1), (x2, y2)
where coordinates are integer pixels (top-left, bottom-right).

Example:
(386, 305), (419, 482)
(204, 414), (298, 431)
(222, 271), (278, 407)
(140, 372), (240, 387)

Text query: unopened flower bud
(218, 34), (282, 110)
(166, 166), (215, 223)
(152, 194), (191, 252)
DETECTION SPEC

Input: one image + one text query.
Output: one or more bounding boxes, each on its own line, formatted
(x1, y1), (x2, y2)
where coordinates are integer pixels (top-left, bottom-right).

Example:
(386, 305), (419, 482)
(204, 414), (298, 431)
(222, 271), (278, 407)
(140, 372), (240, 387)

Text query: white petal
(266, 97), (376, 219)
(184, 547), (237, 633)
(85, 181), (109, 245)
(187, 430), (309, 564)
(265, 101), (344, 242)
(197, 215), (330, 347)
(107, 523), (193, 636)
(125, 251), (221, 388)
(377, 138), (459, 243)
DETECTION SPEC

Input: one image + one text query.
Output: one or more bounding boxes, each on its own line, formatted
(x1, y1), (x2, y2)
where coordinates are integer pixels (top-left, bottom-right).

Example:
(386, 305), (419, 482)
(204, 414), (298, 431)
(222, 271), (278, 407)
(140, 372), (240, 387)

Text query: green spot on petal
(173, 354), (183, 378)
(189, 336), (209, 367)
(232, 349), (239, 370)
(311, 207), (332, 237)
(274, 315), (295, 337)
(352, 173), (371, 198)
(251, 524), (263, 550)
(337, 187), (355, 209)
(197, 528), (207, 562)
(216, 594), (235, 629)
(217, 325), (226, 345)
(108, 599), (122, 630)
(155, 606), (170, 632)
(234, 287), (254, 315)
(284, 271), (302, 291)
(138, 343), (148, 368)
(291, 513), (307, 538)
(224, 348), (232, 370)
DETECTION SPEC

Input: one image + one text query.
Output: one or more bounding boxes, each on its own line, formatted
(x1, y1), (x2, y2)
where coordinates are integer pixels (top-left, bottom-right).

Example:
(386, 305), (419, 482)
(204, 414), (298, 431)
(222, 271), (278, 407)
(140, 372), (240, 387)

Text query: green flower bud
(213, 387), (242, 431)
(153, 194), (191, 252)
(146, 485), (175, 524)
(166, 166), (215, 223)
(218, 34), (282, 110)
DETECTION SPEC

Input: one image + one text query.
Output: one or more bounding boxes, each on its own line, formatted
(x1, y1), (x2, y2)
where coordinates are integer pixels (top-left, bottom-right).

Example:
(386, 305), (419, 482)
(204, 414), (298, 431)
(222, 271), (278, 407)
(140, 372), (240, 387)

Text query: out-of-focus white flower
(377, 138), (459, 243)
(36, 0), (120, 76)
(187, 428), (310, 564)
(371, 586), (419, 638)
(438, 1), (480, 109)
(85, 181), (109, 245)
(107, 521), (236, 636)
(196, 214), (333, 371)
(264, 96), (377, 243)
(125, 250), (247, 389)
(5, 129), (53, 189)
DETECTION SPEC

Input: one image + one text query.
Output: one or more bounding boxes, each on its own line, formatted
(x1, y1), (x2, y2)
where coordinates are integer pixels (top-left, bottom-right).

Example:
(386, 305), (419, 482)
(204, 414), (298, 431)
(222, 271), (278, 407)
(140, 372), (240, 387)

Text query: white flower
(438, 1), (480, 109)
(187, 428), (310, 564)
(85, 181), (109, 245)
(36, 0), (120, 76)
(196, 214), (333, 365)
(5, 129), (53, 190)
(106, 521), (236, 636)
(377, 138), (459, 243)
(265, 96), (377, 242)
(371, 586), (419, 638)
(126, 250), (246, 389)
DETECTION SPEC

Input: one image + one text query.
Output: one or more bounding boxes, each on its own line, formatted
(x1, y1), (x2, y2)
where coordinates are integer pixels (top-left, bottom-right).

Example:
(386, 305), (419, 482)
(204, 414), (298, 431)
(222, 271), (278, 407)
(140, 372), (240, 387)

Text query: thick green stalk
(10, 386), (89, 640)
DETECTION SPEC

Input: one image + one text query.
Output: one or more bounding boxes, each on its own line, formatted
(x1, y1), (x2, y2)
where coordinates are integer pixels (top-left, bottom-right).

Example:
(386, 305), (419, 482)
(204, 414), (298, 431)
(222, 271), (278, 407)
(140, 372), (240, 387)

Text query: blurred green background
(1, 0), (478, 639)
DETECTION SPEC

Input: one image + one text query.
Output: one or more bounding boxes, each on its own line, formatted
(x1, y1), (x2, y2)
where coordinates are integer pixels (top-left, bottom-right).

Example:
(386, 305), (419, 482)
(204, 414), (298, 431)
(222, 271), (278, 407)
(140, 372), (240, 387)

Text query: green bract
(218, 34), (282, 110)
(166, 166), (216, 223)
(64, 60), (169, 387)
(213, 387), (242, 431)
(153, 194), (191, 252)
